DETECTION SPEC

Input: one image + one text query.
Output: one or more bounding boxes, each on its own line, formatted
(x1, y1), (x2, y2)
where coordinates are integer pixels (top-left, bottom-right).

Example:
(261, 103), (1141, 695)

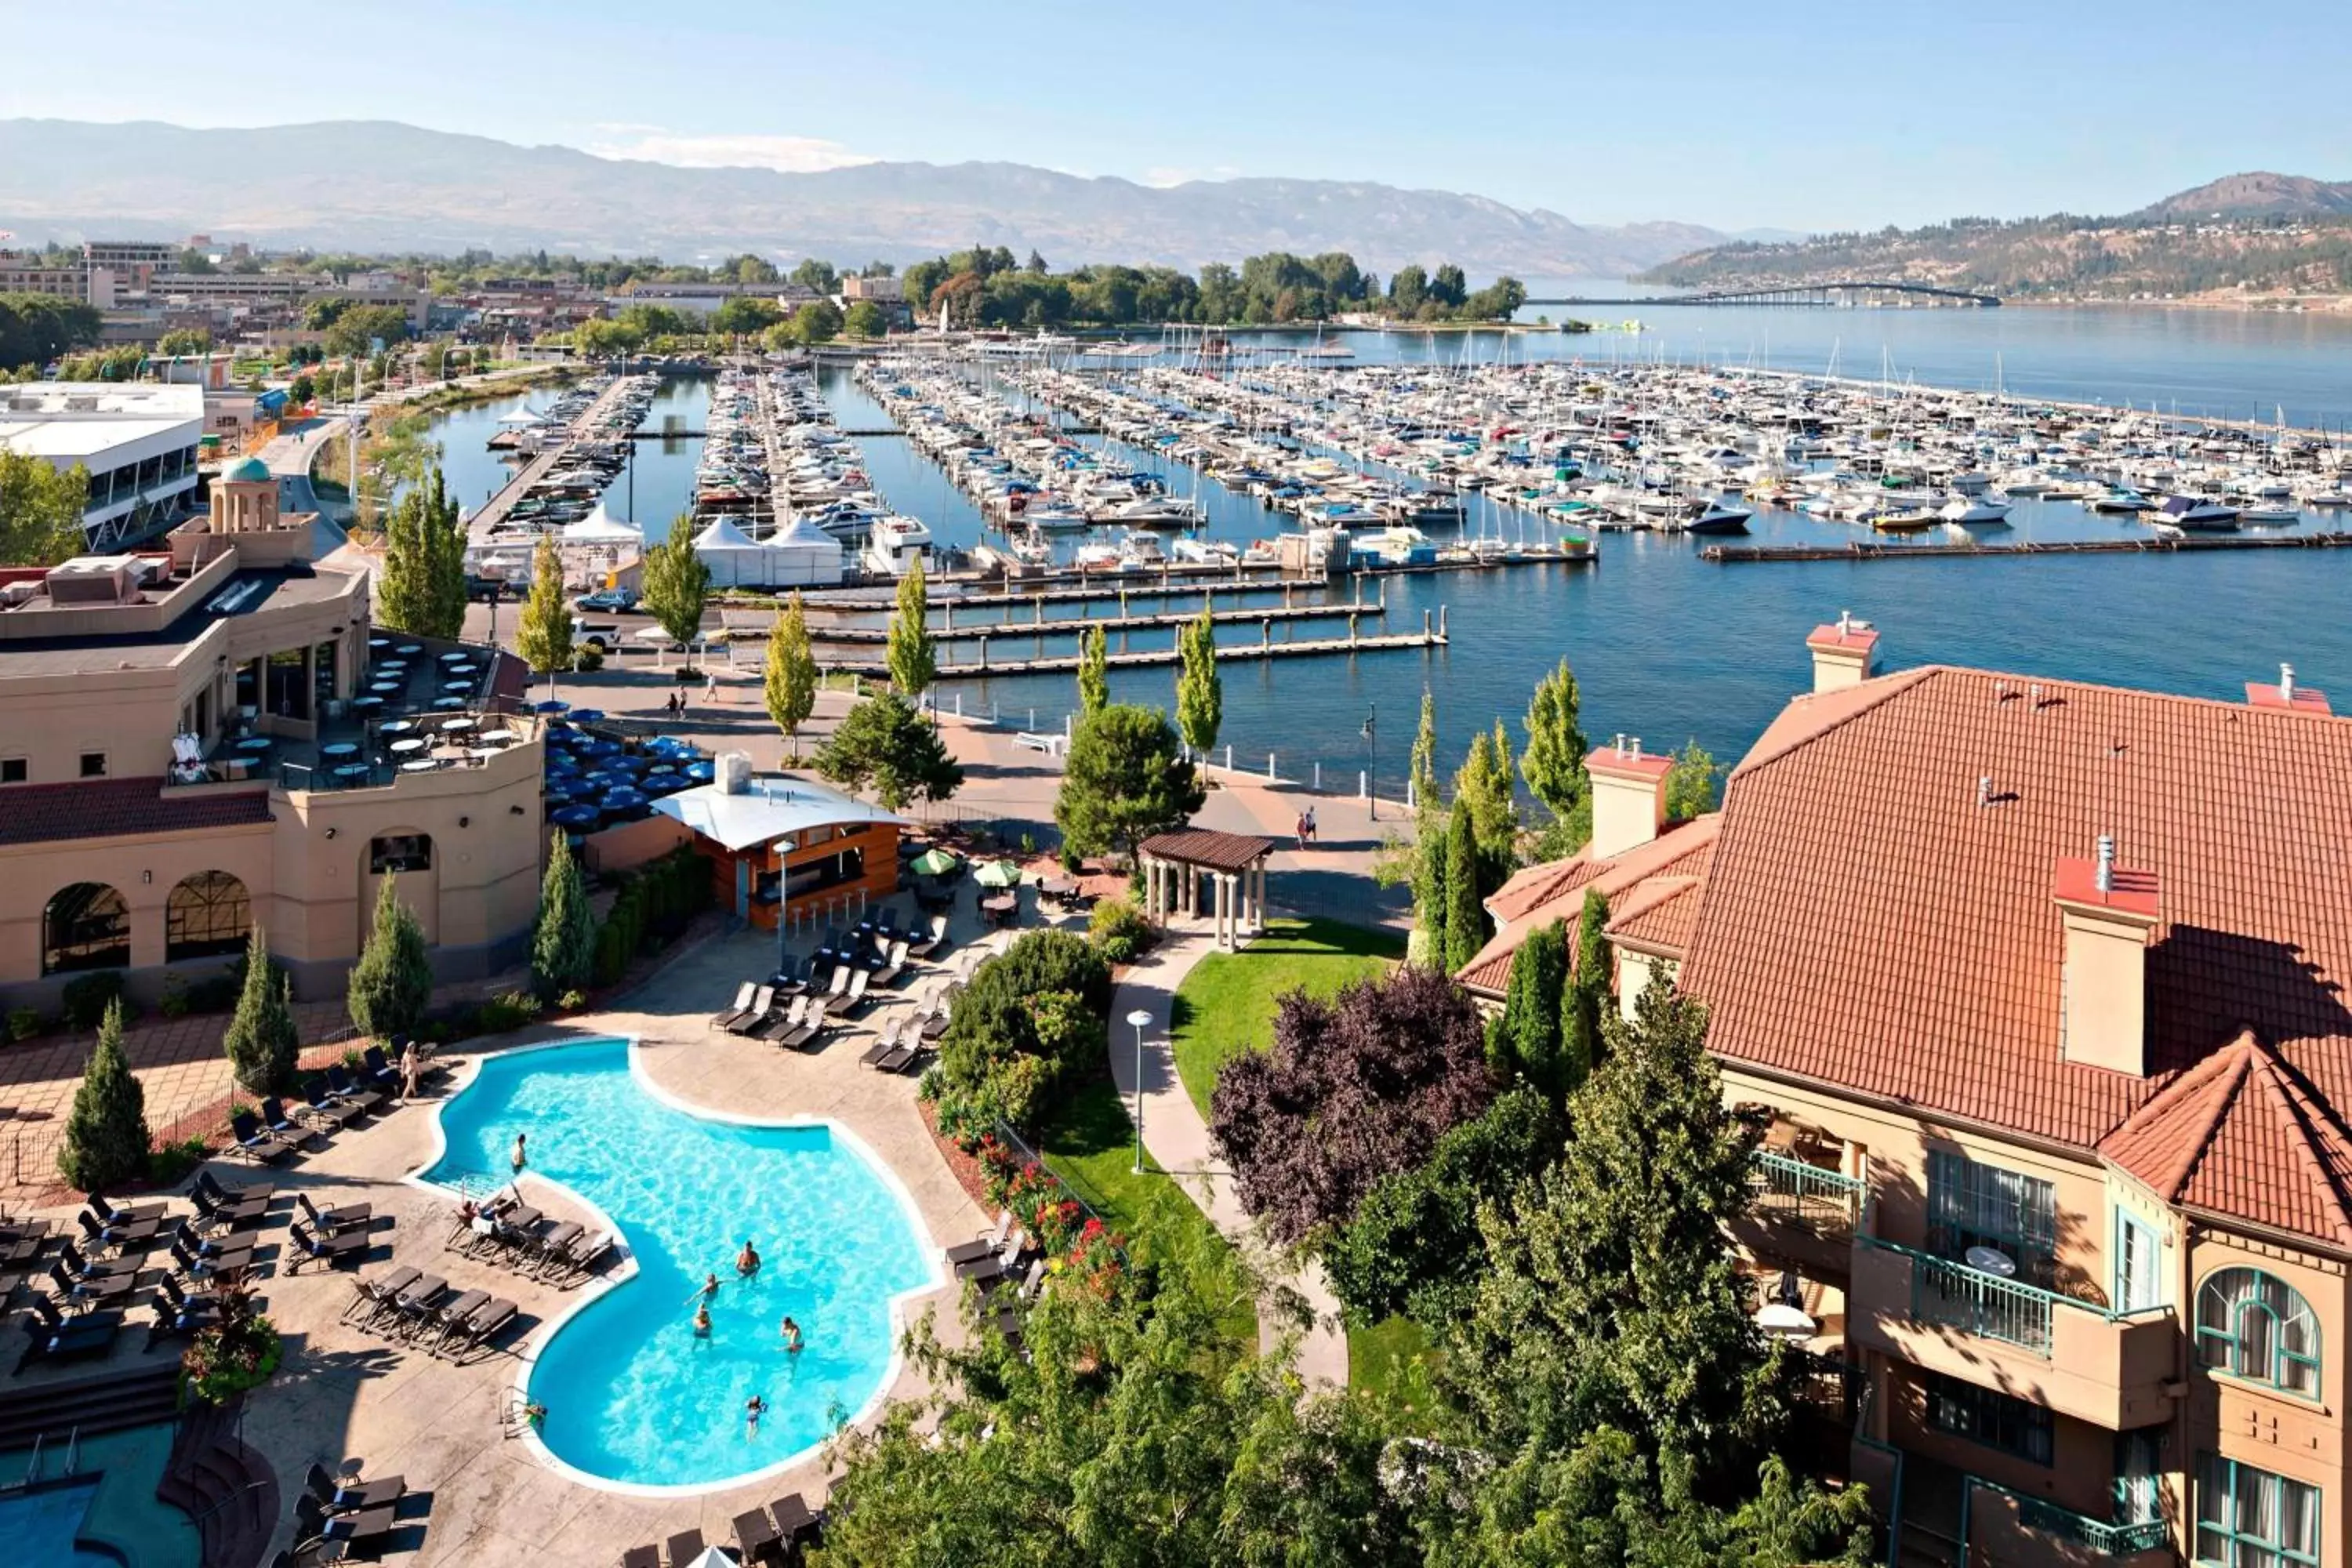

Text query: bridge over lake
(1525, 281), (2001, 308)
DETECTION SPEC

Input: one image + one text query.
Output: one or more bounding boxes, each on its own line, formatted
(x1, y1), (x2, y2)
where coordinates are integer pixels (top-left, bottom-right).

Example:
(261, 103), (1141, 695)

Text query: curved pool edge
(401, 1033), (949, 1498)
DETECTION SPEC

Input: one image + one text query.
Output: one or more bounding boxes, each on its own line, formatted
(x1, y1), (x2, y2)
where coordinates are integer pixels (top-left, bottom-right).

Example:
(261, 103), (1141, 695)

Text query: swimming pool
(418, 1038), (936, 1491)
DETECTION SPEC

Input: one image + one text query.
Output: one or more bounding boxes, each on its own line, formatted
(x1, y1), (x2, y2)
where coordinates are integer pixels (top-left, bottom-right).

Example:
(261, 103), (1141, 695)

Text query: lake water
(421, 323), (2352, 791)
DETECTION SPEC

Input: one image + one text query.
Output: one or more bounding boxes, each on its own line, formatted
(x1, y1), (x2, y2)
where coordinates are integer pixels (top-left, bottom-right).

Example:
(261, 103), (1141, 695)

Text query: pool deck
(3, 921), (996, 1566)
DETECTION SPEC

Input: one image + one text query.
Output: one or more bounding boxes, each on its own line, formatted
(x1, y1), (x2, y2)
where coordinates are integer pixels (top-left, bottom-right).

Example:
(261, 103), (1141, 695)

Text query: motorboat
(1938, 496), (2014, 527)
(1682, 503), (1754, 535)
(862, 515), (933, 577)
(2154, 495), (2241, 532)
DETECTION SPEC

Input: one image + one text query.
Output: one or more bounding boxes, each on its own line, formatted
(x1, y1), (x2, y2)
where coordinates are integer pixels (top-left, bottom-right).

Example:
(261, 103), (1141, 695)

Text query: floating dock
(815, 618), (1446, 680)
(465, 376), (642, 544)
(763, 599), (1381, 645)
(1703, 532), (2352, 564)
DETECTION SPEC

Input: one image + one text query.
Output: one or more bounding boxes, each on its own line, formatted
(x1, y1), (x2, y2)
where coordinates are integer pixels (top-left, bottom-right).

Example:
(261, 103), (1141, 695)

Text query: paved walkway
(1107, 925), (1351, 1385)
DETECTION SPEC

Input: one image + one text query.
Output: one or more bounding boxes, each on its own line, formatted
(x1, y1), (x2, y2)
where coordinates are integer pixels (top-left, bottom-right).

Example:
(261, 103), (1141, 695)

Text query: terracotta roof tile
(1459, 816), (1719, 995)
(0, 777), (274, 848)
(1606, 874), (1707, 956)
(1680, 666), (2352, 1243)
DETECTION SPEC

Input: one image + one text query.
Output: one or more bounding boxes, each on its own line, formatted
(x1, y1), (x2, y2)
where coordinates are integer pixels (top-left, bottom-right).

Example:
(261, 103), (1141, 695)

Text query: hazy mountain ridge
(1641, 172), (2352, 300)
(0, 118), (1725, 276)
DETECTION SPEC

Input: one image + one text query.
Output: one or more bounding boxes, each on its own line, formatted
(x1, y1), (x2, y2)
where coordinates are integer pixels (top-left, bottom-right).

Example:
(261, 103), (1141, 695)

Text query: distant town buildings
(0, 383), (205, 551)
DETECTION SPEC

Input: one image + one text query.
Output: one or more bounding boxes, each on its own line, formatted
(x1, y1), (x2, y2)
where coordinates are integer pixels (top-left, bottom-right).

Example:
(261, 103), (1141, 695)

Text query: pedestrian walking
(1304, 807), (1318, 845)
(1294, 812), (1308, 850)
(704, 670), (720, 704)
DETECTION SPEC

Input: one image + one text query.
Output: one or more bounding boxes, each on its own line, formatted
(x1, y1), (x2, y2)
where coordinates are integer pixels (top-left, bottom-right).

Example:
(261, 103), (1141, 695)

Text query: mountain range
(2134, 171), (2352, 220)
(0, 118), (1733, 277)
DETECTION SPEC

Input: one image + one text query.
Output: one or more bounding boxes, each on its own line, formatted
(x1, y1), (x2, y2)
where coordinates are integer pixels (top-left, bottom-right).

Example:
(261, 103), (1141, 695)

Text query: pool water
(0, 1478), (118, 1565)
(419, 1039), (935, 1490)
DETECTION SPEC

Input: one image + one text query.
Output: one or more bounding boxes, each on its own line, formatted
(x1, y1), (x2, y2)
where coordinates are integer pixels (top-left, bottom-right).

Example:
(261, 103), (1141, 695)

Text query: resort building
(1461, 620), (2352, 1568)
(0, 383), (205, 551)
(0, 460), (545, 1008)
(650, 763), (904, 931)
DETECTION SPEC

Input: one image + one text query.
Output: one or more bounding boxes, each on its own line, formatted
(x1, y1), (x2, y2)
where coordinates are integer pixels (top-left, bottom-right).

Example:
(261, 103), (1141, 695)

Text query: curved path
(1107, 924), (1350, 1385)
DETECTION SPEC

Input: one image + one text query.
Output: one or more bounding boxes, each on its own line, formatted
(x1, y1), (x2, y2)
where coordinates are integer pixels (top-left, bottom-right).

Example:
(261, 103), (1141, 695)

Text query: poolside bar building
(652, 764), (905, 932)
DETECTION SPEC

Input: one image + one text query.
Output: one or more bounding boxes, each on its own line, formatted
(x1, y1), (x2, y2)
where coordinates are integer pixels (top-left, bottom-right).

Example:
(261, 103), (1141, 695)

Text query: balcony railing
(1749, 1149), (1864, 1237)
(1857, 1233), (2155, 1357)
(1969, 1478), (2168, 1558)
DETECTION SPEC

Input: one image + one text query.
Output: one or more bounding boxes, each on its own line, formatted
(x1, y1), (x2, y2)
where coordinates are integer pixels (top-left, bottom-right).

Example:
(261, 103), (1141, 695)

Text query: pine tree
(531, 830), (596, 999)
(764, 591), (818, 758)
(1442, 804), (1486, 974)
(1076, 622), (1109, 717)
(1520, 658), (1589, 826)
(514, 532), (574, 685)
(641, 513), (713, 651)
(1561, 887), (1613, 1090)
(885, 557), (936, 701)
(1174, 606), (1221, 759)
(1492, 919), (1568, 1096)
(222, 926), (298, 1096)
(347, 874), (433, 1040)
(59, 998), (149, 1192)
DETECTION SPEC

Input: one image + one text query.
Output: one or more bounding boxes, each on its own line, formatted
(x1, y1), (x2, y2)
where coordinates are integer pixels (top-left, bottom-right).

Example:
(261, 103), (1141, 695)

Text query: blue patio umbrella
(549, 804), (600, 828)
(644, 763), (678, 777)
(543, 786), (575, 807)
(535, 699), (571, 714)
(568, 708), (606, 723)
(586, 740), (624, 758)
(684, 761), (714, 782)
(603, 787), (649, 810)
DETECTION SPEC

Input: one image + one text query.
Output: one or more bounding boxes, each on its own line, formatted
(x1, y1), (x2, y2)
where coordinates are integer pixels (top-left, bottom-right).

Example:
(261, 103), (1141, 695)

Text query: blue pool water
(0, 1478), (117, 1564)
(419, 1039), (934, 1490)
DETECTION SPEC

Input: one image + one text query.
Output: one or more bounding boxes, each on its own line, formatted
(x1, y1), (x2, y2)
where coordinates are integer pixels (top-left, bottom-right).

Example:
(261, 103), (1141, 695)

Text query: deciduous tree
(763, 591), (818, 757)
(1210, 964), (1495, 1244)
(885, 558), (936, 701)
(0, 448), (89, 565)
(1520, 657), (1588, 829)
(59, 999), (149, 1192)
(1076, 622), (1109, 717)
(1174, 606), (1221, 759)
(376, 469), (465, 637)
(1664, 739), (1723, 822)
(1053, 703), (1203, 862)
(514, 533), (574, 684)
(640, 513), (711, 651)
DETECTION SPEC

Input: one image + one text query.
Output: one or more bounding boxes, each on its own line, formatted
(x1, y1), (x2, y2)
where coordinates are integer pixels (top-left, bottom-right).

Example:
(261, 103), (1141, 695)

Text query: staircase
(156, 1400), (280, 1568)
(0, 1363), (181, 1454)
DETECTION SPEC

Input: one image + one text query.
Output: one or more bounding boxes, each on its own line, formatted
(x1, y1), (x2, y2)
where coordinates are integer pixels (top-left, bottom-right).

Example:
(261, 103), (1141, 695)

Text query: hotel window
(1, 757), (24, 784)
(2116, 1429), (2164, 1530)
(1925, 1372), (2053, 1466)
(2115, 1211), (2166, 1312)
(2198, 1454), (2320, 1567)
(368, 834), (433, 875)
(1927, 1149), (2056, 1287)
(2197, 1269), (2321, 1397)
(79, 752), (107, 778)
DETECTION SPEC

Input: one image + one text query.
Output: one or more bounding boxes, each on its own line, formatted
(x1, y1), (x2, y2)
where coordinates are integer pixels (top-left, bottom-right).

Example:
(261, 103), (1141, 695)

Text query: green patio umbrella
(972, 858), (1023, 889)
(910, 846), (962, 877)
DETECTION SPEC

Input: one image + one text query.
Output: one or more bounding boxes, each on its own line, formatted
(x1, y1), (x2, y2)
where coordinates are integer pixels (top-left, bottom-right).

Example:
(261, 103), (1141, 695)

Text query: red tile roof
(1679, 666), (2352, 1243)
(0, 777), (274, 848)
(2099, 1033), (2352, 1250)
(1459, 815), (1719, 994)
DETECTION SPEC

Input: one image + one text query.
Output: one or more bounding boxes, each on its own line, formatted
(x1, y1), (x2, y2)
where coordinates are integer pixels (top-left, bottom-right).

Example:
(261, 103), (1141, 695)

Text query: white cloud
(586, 129), (877, 173)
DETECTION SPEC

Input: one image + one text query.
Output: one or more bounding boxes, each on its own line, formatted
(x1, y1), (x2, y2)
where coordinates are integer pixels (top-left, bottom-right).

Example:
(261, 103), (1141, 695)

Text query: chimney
(2051, 837), (2161, 1076)
(2246, 662), (2332, 715)
(1805, 612), (1879, 694)
(1587, 735), (1675, 858)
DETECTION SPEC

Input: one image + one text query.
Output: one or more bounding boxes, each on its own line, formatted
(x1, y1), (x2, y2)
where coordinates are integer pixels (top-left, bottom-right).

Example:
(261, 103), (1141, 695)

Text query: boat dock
(741, 597), (1385, 646)
(806, 612), (1448, 679)
(465, 376), (642, 544)
(1703, 532), (2352, 564)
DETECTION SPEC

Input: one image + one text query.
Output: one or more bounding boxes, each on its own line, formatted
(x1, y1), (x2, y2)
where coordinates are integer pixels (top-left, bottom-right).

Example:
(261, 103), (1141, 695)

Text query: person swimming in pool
(510, 1131), (528, 1174)
(736, 1240), (760, 1277)
(693, 1302), (713, 1338)
(780, 1316), (803, 1353)
(745, 1394), (768, 1436)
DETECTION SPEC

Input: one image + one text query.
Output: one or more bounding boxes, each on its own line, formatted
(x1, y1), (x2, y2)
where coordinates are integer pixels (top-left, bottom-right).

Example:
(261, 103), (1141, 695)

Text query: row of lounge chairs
(944, 1208), (1052, 1352)
(340, 1265), (519, 1362)
(621, 1490), (823, 1568)
(441, 1192), (613, 1285)
(292, 1460), (410, 1561)
(229, 1051), (421, 1164)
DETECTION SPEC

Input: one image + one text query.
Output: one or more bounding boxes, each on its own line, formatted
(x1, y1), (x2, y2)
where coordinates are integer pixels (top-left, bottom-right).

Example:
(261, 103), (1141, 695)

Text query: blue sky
(4, 0), (2343, 230)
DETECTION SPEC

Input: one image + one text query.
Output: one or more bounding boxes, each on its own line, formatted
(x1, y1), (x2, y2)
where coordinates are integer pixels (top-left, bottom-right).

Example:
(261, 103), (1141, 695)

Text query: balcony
(1851, 1235), (2176, 1430)
(1732, 1149), (1864, 1276)
(1965, 1479), (2172, 1568)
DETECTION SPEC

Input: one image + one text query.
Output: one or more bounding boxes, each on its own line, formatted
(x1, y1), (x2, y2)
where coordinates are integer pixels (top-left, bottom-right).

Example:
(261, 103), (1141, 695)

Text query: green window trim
(2197, 1453), (2321, 1568)
(2195, 1268), (2322, 1400)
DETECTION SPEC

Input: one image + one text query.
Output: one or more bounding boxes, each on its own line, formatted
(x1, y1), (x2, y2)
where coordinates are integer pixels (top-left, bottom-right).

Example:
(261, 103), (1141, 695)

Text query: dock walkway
(1704, 532), (2352, 564)
(464, 375), (641, 545)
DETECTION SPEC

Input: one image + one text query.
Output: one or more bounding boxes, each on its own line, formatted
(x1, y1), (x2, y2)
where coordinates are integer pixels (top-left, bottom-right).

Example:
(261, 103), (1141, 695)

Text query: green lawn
(1169, 918), (1405, 1118)
(1348, 1315), (1443, 1425)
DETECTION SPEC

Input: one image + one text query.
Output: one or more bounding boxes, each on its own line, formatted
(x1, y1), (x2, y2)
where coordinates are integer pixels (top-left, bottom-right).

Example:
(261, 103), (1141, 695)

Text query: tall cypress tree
(1520, 658), (1589, 827)
(885, 557), (936, 701)
(420, 470), (467, 637)
(1076, 622), (1109, 717)
(531, 830), (596, 999)
(514, 532), (574, 688)
(347, 874), (433, 1040)
(60, 999), (149, 1192)
(1174, 606), (1221, 759)
(1414, 808), (1451, 966)
(1561, 887), (1613, 1091)
(1492, 920), (1568, 1097)
(1442, 805), (1486, 975)
(222, 926), (298, 1096)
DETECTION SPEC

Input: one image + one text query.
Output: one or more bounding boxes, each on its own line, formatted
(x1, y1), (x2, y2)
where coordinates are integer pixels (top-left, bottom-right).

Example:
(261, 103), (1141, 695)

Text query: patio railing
(1748, 1149), (1864, 1238)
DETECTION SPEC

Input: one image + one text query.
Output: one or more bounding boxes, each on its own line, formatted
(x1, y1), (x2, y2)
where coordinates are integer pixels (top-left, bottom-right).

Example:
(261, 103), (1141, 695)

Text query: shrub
(1087, 897), (1152, 964)
(477, 989), (543, 1035)
(557, 989), (586, 1011)
(1210, 964), (1497, 1245)
(7, 1007), (42, 1043)
(182, 1282), (281, 1405)
(532, 830), (596, 999)
(147, 1135), (212, 1188)
(158, 977), (193, 1020)
(572, 645), (604, 673)
(58, 1000), (149, 1193)
(931, 931), (1112, 1142)
(60, 971), (128, 1032)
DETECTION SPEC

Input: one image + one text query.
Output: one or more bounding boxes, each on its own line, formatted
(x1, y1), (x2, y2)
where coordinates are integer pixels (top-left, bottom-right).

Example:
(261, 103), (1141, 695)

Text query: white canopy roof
(653, 774), (905, 852)
(692, 517), (760, 551)
(561, 506), (644, 544)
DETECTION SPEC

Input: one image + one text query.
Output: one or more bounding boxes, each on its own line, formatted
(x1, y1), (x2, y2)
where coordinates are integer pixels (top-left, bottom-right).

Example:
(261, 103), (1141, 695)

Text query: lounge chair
(434, 1296), (517, 1361)
(824, 963), (852, 1000)
(539, 1230), (613, 1286)
(289, 1220), (368, 1273)
(727, 985), (778, 1036)
(172, 1217), (257, 1259)
(341, 1265), (421, 1327)
(710, 981), (758, 1029)
(858, 1021), (903, 1069)
(842, 967), (873, 1011)
(297, 1076), (368, 1132)
(78, 1206), (161, 1252)
(305, 1461), (407, 1513)
(771, 954), (811, 995)
(416, 1287), (488, 1348)
(257, 1098), (318, 1149)
(230, 1111), (297, 1165)
(873, 939), (910, 987)
(621, 1548), (660, 1568)
(876, 1033), (924, 1074)
(47, 1259), (132, 1312)
(752, 993), (808, 1044)
(89, 1192), (167, 1228)
(665, 1530), (706, 1567)
(169, 1232), (253, 1284)
(324, 1065), (385, 1116)
(192, 1183), (270, 1232)
(524, 1221), (582, 1276)
(60, 1240), (141, 1282)
(358, 1045), (402, 1093)
(782, 997), (833, 1051)
(296, 1194), (372, 1233)
(733, 1508), (780, 1563)
(145, 1292), (220, 1350)
(320, 1502), (398, 1549)
(945, 1210), (1014, 1268)
(907, 913), (950, 959)
(769, 1494), (821, 1548)
(16, 1297), (119, 1374)
(198, 1170), (278, 1207)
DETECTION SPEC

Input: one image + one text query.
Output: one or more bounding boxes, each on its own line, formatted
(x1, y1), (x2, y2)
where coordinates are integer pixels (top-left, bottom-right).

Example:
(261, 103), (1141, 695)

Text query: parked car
(575, 588), (638, 613)
(464, 574), (510, 603)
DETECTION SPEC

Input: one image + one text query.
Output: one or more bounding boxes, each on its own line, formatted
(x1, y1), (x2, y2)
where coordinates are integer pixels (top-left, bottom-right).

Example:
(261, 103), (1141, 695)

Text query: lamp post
(1360, 702), (1377, 822)
(1125, 1007), (1153, 1175)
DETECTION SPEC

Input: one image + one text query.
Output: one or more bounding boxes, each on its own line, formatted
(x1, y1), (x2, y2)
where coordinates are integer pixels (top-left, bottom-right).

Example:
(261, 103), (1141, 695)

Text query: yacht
(2154, 495), (2241, 532)
(1682, 503), (1755, 535)
(862, 515), (933, 577)
(1938, 496), (2014, 527)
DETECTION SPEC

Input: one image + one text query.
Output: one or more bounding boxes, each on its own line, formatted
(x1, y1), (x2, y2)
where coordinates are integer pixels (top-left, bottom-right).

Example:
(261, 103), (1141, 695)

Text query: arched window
(42, 883), (130, 975)
(2197, 1268), (2321, 1397)
(166, 872), (251, 962)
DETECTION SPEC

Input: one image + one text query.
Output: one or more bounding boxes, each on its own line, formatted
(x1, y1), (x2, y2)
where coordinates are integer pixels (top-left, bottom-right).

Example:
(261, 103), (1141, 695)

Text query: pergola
(1137, 829), (1272, 951)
